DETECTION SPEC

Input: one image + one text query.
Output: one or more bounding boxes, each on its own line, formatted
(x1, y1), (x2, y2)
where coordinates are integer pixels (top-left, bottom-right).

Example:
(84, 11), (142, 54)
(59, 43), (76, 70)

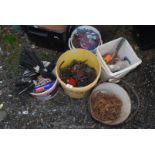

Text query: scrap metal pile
(59, 60), (96, 87)
(14, 25), (142, 126)
(16, 46), (56, 97)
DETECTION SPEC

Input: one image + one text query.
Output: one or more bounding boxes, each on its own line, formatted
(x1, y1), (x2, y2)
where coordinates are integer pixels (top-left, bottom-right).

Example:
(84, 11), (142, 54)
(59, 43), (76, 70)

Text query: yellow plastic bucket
(56, 48), (101, 99)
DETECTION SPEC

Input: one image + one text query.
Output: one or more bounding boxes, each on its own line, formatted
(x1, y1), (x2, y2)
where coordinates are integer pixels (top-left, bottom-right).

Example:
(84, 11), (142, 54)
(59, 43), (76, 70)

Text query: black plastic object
(22, 25), (75, 51)
(134, 25), (155, 50)
(20, 47), (55, 80)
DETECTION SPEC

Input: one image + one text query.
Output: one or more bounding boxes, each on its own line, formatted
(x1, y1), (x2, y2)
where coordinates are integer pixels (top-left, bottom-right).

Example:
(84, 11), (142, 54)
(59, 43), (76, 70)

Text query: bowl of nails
(89, 82), (131, 125)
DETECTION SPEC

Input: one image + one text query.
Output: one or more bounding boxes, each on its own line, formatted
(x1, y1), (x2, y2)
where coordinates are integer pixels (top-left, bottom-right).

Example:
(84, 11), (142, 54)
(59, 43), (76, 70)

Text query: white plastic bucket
(29, 61), (58, 101)
(96, 37), (142, 82)
(68, 26), (103, 53)
(30, 80), (58, 101)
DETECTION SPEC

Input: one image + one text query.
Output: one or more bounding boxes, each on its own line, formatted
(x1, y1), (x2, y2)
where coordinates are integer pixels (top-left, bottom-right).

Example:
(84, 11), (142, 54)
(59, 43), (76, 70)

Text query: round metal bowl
(89, 82), (131, 125)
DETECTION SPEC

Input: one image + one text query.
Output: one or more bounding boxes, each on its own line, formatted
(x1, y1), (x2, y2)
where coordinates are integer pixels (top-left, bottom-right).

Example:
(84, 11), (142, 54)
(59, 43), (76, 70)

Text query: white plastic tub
(96, 37), (142, 81)
(29, 61), (58, 101)
(30, 80), (58, 101)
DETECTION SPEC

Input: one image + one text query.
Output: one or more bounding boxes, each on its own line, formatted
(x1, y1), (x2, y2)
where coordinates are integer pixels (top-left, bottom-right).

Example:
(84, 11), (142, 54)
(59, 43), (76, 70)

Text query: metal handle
(68, 38), (77, 52)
